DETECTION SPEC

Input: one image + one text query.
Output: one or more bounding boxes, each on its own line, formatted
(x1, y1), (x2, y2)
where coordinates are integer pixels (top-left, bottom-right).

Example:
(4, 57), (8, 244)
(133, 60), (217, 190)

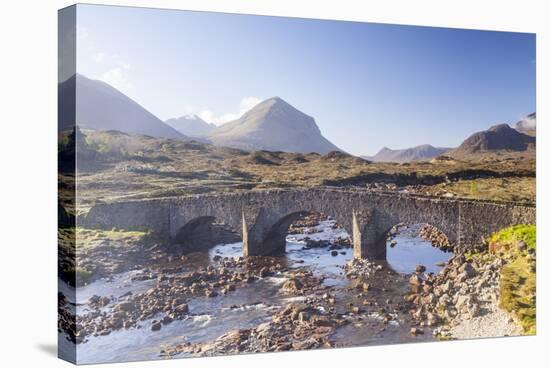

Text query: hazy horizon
(73, 4), (535, 156)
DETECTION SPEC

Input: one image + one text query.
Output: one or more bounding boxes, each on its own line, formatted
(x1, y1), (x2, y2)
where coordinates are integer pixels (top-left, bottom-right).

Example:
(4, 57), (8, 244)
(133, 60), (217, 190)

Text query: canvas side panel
(58, 4), (77, 364)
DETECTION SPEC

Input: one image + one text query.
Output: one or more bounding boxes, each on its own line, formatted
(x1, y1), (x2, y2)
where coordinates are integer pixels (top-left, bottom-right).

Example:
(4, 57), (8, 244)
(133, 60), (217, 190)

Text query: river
(61, 220), (452, 364)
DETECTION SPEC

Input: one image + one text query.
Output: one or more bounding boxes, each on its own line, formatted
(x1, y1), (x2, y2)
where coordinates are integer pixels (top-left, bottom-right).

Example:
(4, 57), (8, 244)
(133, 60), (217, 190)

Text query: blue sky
(75, 4), (535, 156)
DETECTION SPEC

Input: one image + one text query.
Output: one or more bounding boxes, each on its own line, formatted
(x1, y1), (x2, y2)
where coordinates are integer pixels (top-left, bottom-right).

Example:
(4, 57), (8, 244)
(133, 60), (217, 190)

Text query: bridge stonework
(82, 189), (535, 260)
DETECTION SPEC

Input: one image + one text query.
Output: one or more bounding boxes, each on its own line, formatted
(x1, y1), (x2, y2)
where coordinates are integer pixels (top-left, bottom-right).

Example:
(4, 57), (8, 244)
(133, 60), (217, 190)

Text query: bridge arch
(250, 210), (351, 256)
(174, 216), (241, 253)
(350, 198), (461, 260)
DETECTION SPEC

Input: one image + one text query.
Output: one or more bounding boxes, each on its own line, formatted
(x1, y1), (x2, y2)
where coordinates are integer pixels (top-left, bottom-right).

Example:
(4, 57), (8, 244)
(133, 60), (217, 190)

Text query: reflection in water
(386, 224), (453, 274)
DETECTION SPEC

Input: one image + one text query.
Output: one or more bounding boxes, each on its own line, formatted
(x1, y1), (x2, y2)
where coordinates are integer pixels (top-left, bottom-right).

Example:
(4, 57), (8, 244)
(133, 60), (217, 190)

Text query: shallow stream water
(64, 220), (452, 364)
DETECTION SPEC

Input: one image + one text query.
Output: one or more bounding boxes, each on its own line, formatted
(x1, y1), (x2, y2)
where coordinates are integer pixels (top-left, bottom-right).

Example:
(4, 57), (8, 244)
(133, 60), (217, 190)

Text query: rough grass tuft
(491, 225), (536, 335)
(500, 256), (536, 334)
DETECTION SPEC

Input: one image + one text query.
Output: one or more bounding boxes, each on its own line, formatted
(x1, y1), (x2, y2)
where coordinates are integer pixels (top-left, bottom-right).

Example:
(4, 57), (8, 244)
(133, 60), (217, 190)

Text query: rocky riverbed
(58, 216), (529, 364)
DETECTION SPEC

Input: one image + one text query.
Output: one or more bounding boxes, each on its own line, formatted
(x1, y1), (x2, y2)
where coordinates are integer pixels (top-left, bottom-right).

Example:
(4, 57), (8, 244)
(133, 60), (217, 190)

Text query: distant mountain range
(165, 114), (216, 138)
(58, 74), (185, 139)
(362, 144), (450, 163)
(205, 97), (342, 154)
(60, 74), (535, 160)
(363, 112), (536, 162)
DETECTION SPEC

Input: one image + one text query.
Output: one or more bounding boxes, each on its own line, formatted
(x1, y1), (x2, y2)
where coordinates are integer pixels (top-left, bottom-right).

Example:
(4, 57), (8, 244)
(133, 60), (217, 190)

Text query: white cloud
(98, 67), (134, 92)
(197, 110), (216, 123)
(197, 96), (262, 125)
(239, 96), (262, 114)
(93, 51), (134, 92)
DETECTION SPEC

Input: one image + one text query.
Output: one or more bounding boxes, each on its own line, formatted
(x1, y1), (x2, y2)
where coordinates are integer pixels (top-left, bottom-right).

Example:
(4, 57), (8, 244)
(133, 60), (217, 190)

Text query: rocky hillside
(165, 114), (216, 138)
(207, 97), (342, 154)
(58, 74), (185, 139)
(447, 123), (535, 159)
(364, 144), (450, 163)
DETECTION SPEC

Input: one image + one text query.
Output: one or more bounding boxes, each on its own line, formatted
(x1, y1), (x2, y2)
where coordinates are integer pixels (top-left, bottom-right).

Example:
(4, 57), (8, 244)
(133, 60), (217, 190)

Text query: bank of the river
(58, 227), (176, 287)
(405, 224), (536, 339)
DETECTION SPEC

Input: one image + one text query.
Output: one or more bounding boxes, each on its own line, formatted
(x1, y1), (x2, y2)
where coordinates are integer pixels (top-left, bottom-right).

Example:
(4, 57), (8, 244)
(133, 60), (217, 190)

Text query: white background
(0, 0), (547, 367)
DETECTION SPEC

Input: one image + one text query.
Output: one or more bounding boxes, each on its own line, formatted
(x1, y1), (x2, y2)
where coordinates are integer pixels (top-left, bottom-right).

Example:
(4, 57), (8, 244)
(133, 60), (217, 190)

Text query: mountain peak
(59, 73), (185, 139)
(367, 144), (450, 163)
(448, 121), (535, 158)
(264, 96), (284, 103)
(182, 113), (204, 121)
(488, 123), (513, 132)
(415, 144), (434, 149)
(165, 114), (215, 138)
(242, 96), (296, 117)
(207, 97), (341, 154)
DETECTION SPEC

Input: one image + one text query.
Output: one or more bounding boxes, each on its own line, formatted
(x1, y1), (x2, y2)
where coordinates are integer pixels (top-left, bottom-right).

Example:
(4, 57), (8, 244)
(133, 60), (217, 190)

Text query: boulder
(282, 278), (303, 294)
(174, 303), (189, 314)
(409, 274), (422, 285)
(459, 262), (477, 278)
(114, 301), (135, 312)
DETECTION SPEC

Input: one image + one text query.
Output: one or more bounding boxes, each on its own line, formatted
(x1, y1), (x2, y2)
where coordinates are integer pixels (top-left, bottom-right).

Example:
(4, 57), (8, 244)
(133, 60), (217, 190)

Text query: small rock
(259, 267), (269, 278)
(516, 241), (527, 251)
(151, 321), (162, 331)
(415, 265), (426, 273)
(205, 290), (218, 298)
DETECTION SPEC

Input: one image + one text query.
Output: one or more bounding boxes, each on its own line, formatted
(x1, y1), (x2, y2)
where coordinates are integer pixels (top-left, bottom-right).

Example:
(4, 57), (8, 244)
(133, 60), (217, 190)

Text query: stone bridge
(81, 188), (535, 260)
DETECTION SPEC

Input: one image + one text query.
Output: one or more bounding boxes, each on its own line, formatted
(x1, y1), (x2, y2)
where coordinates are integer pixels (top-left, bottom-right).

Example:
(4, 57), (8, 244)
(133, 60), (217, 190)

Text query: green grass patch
(469, 182), (478, 196)
(75, 227), (150, 249)
(490, 224), (536, 250)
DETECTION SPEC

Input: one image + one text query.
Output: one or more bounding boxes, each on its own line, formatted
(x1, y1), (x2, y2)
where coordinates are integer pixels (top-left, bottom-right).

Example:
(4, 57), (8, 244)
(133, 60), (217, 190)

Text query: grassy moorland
(58, 129), (535, 213)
